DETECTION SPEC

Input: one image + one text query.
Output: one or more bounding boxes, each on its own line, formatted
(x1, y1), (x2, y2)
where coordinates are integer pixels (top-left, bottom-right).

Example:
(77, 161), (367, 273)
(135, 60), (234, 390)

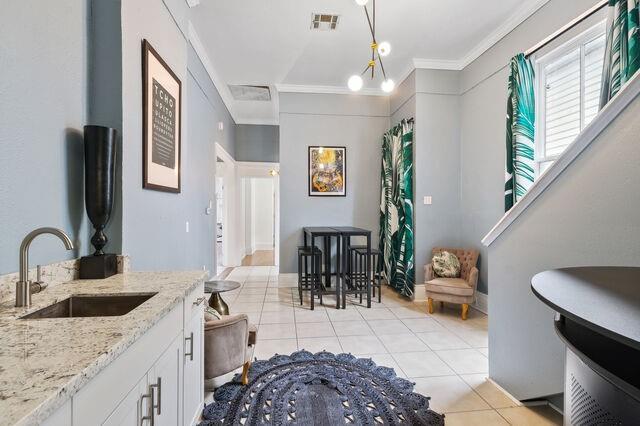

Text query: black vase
(80, 125), (118, 279)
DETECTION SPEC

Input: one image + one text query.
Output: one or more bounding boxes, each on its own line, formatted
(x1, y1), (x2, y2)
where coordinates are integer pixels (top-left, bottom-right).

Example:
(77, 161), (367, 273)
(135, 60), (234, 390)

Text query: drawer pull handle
(193, 297), (207, 306)
(140, 389), (154, 425)
(150, 377), (162, 415)
(185, 332), (194, 361)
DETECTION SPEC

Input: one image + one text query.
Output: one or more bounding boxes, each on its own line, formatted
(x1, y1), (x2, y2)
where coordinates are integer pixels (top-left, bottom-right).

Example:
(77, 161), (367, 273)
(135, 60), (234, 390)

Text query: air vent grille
(228, 85), (271, 101)
(569, 374), (621, 426)
(311, 14), (339, 30)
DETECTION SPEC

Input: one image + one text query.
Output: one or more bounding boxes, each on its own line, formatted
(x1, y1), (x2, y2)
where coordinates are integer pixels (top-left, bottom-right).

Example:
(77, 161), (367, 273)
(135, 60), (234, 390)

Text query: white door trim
(214, 143), (241, 267)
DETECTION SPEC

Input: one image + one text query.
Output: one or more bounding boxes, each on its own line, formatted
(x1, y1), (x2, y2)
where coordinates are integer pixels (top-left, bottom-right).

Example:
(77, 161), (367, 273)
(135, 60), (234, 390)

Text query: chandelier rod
(362, 1), (388, 81)
(363, 4), (376, 43)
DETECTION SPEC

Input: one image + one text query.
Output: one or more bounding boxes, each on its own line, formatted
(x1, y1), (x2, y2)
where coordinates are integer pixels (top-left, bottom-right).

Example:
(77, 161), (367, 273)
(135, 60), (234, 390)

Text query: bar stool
(354, 247), (383, 303)
(346, 244), (367, 290)
(297, 245), (322, 308)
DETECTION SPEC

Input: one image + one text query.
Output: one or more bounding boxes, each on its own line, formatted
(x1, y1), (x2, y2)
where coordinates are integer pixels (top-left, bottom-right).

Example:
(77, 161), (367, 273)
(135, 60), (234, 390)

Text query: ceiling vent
(228, 85), (271, 101)
(311, 14), (339, 31)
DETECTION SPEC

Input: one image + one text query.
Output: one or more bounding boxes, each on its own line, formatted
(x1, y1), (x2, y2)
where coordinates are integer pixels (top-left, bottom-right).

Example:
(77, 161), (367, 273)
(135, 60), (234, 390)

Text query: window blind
(542, 33), (606, 158)
(584, 35), (605, 125)
(544, 48), (581, 157)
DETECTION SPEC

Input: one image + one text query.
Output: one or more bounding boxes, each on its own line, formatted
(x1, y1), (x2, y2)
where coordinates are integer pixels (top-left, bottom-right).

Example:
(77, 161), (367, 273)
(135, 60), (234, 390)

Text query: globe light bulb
(377, 41), (391, 57)
(355, 0), (369, 5)
(381, 79), (395, 93)
(348, 75), (364, 92)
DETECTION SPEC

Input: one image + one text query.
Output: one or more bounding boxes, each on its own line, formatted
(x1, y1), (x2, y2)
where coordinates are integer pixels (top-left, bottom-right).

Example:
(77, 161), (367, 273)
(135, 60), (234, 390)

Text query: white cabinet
(103, 376), (148, 426)
(183, 313), (204, 426)
(69, 284), (204, 426)
(147, 336), (183, 426)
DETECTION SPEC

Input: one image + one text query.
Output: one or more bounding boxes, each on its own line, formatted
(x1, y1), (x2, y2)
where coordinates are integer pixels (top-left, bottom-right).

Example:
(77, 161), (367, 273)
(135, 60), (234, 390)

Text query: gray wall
(488, 92), (640, 399)
(0, 0), (91, 274)
(119, 0), (236, 272)
(458, 0), (605, 296)
(187, 45), (237, 272)
(187, 43), (236, 158)
(89, 0), (123, 255)
(235, 125), (279, 163)
(279, 93), (389, 273)
(390, 69), (463, 285)
(456, 0), (614, 400)
(414, 70), (462, 285)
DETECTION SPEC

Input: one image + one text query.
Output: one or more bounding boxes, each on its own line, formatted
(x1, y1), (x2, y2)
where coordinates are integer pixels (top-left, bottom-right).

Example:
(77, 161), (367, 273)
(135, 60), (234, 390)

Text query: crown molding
(459, 0), (551, 68)
(412, 58), (465, 71)
(236, 118), (280, 126)
(400, 0), (551, 77)
(187, 21), (239, 123)
(276, 83), (388, 97)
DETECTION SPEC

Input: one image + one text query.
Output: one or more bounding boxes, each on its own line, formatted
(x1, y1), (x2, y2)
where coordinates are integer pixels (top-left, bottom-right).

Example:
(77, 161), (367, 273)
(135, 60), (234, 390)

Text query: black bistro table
(303, 226), (372, 309)
(205, 280), (241, 315)
(303, 227), (342, 309)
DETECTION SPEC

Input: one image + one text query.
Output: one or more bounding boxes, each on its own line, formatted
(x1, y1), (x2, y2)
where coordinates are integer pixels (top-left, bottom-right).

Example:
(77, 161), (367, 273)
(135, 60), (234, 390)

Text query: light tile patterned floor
(215, 266), (562, 425)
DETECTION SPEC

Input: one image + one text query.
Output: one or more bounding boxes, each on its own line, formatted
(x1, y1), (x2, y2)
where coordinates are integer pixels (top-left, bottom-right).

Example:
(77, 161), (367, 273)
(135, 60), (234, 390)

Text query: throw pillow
(205, 305), (222, 321)
(432, 251), (461, 278)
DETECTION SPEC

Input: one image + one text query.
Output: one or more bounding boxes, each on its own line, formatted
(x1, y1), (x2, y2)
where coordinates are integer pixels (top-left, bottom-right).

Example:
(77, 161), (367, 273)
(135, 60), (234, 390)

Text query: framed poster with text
(142, 39), (182, 193)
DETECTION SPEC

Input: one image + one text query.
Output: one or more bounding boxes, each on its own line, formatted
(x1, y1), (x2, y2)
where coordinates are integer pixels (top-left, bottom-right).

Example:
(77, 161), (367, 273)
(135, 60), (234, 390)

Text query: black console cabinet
(532, 267), (640, 425)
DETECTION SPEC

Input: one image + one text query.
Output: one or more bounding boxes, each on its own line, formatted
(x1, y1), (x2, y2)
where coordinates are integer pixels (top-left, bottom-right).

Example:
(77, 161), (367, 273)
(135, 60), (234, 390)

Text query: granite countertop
(0, 271), (207, 426)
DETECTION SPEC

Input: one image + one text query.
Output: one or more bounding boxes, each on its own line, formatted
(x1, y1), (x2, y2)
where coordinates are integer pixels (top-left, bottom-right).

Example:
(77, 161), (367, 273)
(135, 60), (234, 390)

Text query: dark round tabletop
(205, 280), (241, 294)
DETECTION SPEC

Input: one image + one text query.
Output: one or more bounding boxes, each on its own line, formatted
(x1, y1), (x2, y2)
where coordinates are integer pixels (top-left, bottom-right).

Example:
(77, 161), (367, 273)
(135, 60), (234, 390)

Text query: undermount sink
(20, 293), (158, 319)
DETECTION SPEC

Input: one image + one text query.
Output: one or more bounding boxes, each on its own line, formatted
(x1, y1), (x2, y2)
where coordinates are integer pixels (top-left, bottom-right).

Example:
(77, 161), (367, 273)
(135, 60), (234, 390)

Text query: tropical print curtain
(600, 0), (640, 108)
(379, 119), (414, 298)
(504, 53), (536, 212)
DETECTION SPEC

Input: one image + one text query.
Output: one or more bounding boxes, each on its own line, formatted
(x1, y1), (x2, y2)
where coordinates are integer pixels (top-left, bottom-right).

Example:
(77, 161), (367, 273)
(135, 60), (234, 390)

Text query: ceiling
(189, 0), (549, 124)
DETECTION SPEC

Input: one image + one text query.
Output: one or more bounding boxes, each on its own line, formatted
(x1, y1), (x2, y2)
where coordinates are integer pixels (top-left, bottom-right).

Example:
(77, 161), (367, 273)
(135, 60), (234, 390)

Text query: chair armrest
(424, 263), (434, 282)
(467, 267), (479, 290)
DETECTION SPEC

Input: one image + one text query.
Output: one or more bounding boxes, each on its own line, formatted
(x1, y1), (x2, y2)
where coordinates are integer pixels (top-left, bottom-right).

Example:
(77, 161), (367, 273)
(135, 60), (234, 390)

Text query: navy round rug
(200, 350), (444, 425)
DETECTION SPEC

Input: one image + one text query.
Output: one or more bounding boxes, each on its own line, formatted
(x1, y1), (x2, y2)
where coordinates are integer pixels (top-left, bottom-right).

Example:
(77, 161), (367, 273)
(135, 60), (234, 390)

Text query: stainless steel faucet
(16, 227), (74, 307)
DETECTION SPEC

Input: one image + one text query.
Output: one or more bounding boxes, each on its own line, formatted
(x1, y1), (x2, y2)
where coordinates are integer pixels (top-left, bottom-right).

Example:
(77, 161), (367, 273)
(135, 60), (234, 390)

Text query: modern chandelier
(348, 0), (394, 93)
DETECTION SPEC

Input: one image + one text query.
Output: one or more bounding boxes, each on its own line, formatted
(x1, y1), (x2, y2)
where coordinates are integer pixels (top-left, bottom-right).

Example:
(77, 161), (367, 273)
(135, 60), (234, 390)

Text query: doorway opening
(241, 177), (276, 266)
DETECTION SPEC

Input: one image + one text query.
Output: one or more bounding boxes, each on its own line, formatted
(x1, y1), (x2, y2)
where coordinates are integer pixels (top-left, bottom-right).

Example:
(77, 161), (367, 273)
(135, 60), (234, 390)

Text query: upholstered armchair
(204, 313), (257, 389)
(424, 248), (479, 320)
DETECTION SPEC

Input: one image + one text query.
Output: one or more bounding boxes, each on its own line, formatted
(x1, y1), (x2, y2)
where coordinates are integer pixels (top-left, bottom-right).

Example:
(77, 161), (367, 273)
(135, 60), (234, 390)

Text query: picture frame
(142, 39), (182, 193)
(308, 146), (346, 197)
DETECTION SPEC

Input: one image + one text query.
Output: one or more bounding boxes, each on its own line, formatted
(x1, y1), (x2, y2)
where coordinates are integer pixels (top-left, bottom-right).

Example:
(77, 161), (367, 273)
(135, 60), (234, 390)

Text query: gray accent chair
(204, 313), (257, 390)
(424, 247), (479, 320)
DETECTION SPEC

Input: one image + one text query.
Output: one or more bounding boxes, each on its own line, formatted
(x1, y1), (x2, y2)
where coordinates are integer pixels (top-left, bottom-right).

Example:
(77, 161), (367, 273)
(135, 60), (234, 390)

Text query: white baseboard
(255, 243), (274, 251)
(473, 292), (488, 314)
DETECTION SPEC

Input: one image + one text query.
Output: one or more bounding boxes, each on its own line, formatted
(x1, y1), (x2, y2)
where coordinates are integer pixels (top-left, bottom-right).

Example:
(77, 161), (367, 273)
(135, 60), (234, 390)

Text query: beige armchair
(424, 248), (479, 320)
(204, 313), (257, 389)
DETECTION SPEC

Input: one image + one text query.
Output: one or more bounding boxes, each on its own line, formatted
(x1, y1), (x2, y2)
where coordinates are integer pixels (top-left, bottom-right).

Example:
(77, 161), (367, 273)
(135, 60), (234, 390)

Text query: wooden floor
(241, 250), (275, 266)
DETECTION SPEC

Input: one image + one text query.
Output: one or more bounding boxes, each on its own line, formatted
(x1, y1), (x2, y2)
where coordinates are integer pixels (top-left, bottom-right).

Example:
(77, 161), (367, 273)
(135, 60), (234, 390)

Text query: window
(535, 23), (606, 175)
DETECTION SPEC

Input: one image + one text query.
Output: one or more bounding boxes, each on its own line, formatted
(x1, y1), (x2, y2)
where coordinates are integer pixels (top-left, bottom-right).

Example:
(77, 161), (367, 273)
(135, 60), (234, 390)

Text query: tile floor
(213, 266), (562, 425)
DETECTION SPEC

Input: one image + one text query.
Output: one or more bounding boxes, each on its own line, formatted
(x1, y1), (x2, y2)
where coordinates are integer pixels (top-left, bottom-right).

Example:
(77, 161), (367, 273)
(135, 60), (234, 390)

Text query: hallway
(241, 250), (275, 266)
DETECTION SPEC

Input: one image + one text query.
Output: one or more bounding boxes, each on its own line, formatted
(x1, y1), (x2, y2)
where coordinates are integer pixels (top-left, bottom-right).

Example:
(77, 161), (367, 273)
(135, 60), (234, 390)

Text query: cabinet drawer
(73, 305), (182, 425)
(184, 282), (205, 324)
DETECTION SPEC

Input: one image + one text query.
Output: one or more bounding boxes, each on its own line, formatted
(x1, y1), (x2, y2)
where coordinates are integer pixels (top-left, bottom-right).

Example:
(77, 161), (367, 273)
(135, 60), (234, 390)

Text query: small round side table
(205, 280), (241, 315)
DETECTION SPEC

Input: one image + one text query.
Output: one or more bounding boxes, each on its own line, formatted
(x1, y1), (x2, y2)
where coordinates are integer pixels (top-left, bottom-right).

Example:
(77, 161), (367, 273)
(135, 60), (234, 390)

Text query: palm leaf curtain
(600, 0), (640, 108)
(504, 53), (536, 212)
(379, 119), (414, 297)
